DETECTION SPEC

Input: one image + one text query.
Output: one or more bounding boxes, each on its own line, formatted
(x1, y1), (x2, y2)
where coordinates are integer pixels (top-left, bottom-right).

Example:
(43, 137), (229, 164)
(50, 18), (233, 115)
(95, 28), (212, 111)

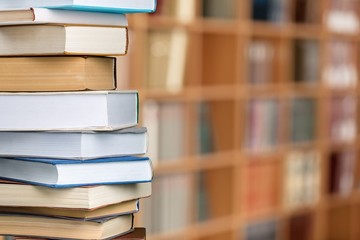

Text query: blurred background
(117, 0), (360, 239)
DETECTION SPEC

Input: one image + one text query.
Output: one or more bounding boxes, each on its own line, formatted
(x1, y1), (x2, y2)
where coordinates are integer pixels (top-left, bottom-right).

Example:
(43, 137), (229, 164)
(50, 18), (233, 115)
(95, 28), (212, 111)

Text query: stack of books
(0, 0), (156, 239)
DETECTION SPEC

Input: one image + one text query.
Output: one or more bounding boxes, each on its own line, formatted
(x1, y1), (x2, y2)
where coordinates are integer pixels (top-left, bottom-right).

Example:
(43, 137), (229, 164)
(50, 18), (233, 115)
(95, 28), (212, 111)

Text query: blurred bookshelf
(117, 0), (360, 239)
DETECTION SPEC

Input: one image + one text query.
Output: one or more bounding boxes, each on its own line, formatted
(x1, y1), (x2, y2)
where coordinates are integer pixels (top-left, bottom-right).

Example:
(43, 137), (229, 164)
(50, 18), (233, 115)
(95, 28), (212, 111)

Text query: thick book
(0, 8), (128, 26)
(0, 156), (153, 188)
(0, 199), (139, 220)
(0, 25), (128, 56)
(12, 228), (146, 240)
(0, 0), (156, 13)
(0, 214), (134, 240)
(0, 127), (148, 159)
(0, 56), (117, 91)
(0, 181), (151, 209)
(0, 91), (138, 131)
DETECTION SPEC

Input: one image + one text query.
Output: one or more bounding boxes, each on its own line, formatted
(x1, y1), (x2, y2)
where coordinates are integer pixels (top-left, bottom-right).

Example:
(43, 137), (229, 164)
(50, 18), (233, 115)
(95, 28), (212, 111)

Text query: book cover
(0, 127), (148, 159)
(0, 91), (139, 131)
(0, 25), (128, 56)
(0, 0), (157, 13)
(0, 180), (151, 209)
(0, 214), (134, 240)
(0, 156), (153, 188)
(0, 56), (116, 91)
(0, 200), (139, 220)
(0, 8), (128, 26)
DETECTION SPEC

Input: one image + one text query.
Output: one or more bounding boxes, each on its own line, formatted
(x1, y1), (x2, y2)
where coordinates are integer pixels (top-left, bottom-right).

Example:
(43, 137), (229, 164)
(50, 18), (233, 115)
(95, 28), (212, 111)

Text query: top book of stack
(0, 0), (157, 13)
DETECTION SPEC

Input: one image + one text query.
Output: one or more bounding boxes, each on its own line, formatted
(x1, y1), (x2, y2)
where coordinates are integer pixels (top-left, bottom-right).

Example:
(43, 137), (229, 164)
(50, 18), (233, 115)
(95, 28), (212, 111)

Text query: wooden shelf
(125, 0), (360, 239)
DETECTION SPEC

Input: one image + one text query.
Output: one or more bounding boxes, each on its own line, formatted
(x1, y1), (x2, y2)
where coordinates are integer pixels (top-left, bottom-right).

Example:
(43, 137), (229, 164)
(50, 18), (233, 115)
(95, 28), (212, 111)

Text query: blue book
(0, 0), (157, 13)
(0, 156), (153, 188)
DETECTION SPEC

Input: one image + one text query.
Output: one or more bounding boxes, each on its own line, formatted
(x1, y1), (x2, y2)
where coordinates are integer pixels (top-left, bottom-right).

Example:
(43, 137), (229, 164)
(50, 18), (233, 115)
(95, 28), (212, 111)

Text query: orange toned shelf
(123, 0), (360, 239)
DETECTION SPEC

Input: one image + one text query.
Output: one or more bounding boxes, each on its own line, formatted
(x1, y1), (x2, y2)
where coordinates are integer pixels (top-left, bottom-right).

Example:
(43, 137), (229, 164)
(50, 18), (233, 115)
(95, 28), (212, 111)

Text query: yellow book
(0, 200), (139, 220)
(0, 56), (116, 91)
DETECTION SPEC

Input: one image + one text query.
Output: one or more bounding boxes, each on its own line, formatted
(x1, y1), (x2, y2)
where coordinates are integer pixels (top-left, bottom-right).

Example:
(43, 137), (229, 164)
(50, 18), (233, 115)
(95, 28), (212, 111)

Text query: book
(0, 214), (134, 240)
(0, 181), (151, 209)
(0, 127), (147, 159)
(151, 0), (194, 23)
(12, 227), (146, 240)
(324, 40), (358, 89)
(329, 96), (356, 143)
(243, 161), (278, 214)
(202, 0), (235, 19)
(248, 40), (275, 84)
(329, 151), (355, 196)
(284, 151), (320, 209)
(0, 25), (128, 56)
(252, 0), (271, 21)
(291, 98), (316, 143)
(326, 0), (359, 33)
(294, 0), (318, 23)
(143, 101), (185, 164)
(143, 174), (190, 234)
(146, 29), (188, 92)
(293, 40), (319, 83)
(0, 56), (116, 91)
(245, 99), (279, 151)
(158, 102), (185, 161)
(0, 200), (139, 220)
(0, 0), (156, 13)
(0, 8), (127, 26)
(0, 91), (138, 131)
(197, 102), (214, 154)
(0, 156), (153, 188)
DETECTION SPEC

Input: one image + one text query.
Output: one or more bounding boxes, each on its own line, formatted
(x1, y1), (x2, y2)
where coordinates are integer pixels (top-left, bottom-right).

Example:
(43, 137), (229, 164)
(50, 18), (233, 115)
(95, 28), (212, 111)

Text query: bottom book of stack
(7, 228), (146, 240)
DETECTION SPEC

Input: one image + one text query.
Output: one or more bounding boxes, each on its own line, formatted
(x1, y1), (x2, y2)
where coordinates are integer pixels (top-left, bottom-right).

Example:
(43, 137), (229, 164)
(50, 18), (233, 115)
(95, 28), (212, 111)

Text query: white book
(0, 25), (128, 56)
(0, 127), (147, 159)
(0, 0), (156, 13)
(0, 156), (153, 188)
(0, 8), (128, 26)
(0, 91), (138, 131)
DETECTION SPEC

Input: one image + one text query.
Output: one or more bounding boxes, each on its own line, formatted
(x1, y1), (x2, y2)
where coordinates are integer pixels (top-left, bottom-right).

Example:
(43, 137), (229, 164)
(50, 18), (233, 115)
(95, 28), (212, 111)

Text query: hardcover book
(0, 0), (157, 13)
(0, 127), (148, 159)
(0, 181), (151, 209)
(0, 25), (128, 56)
(12, 227), (146, 240)
(0, 200), (139, 220)
(0, 56), (117, 91)
(0, 91), (138, 131)
(0, 156), (153, 188)
(0, 214), (134, 240)
(0, 8), (128, 26)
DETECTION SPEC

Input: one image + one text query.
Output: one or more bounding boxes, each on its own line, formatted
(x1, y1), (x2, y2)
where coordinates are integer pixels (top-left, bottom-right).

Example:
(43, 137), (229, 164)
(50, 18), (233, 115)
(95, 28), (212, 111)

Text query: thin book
(0, 0), (157, 13)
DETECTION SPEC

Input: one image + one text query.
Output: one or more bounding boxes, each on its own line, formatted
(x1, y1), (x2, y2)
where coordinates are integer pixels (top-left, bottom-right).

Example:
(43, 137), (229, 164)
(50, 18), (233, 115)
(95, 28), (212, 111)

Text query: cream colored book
(0, 181), (151, 209)
(0, 25), (128, 56)
(0, 56), (116, 91)
(0, 214), (133, 240)
(0, 200), (139, 220)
